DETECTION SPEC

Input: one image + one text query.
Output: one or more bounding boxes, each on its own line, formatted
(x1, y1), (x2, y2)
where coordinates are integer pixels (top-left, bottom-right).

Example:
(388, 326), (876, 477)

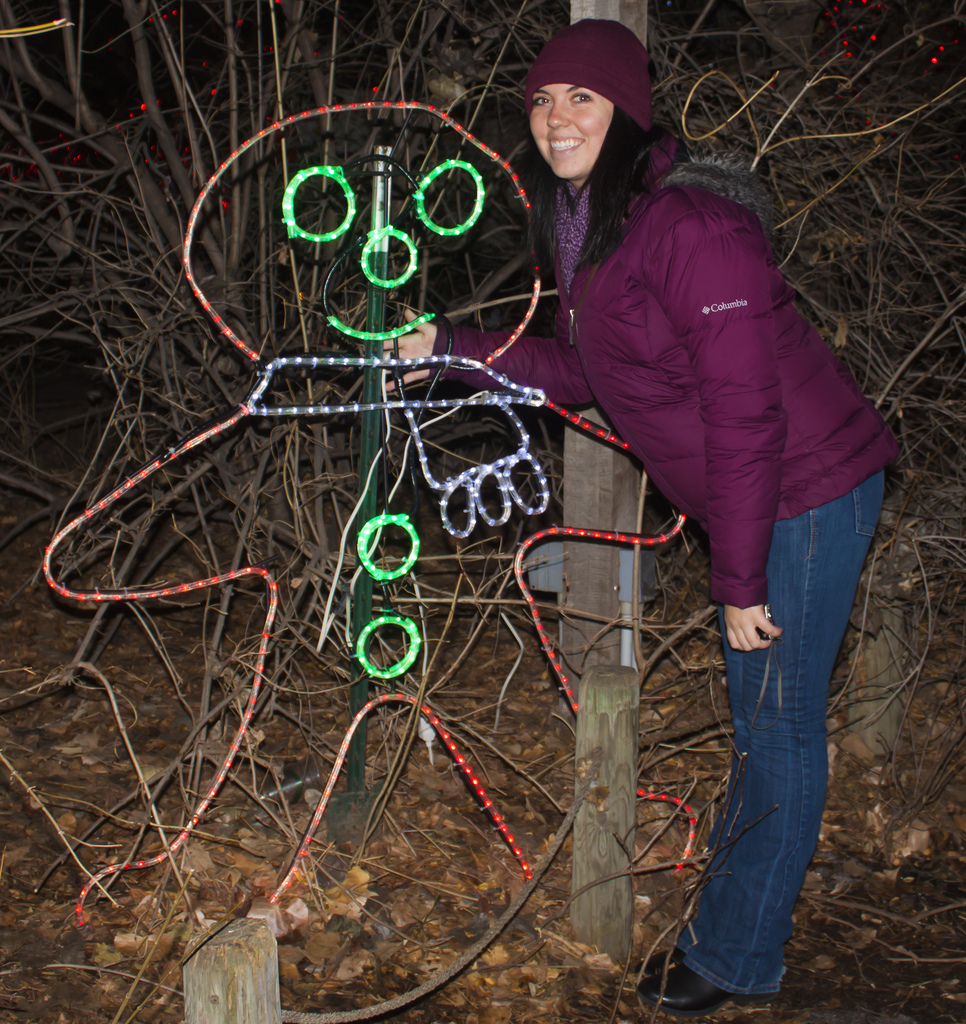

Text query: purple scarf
(555, 183), (590, 299)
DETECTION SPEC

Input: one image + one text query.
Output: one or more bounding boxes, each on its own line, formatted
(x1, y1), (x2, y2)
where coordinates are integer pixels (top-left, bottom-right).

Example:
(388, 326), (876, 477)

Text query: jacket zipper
(569, 263), (601, 348)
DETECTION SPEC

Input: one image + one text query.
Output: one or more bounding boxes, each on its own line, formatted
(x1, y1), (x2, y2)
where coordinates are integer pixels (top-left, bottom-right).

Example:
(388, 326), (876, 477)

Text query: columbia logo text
(702, 299), (748, 315)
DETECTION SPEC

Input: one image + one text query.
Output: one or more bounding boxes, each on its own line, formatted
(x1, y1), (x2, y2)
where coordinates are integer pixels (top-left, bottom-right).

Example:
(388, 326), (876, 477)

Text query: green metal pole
(346, 146), (391, 793)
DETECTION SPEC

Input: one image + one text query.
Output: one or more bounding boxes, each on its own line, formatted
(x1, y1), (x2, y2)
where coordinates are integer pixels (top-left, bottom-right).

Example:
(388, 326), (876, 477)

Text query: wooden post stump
(847, 605), (905, 755)
(184, 918), (281, 1024)
(571, 665), (638, 961)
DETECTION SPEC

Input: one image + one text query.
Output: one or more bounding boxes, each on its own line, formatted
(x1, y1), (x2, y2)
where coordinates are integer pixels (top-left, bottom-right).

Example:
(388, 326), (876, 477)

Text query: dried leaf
(247, 898), (290, 938)
(1, 844), (32, 868)
(480, 943), (509, 967)
(302, 930), (342, 966)
(333, 949), (373, 981)
(91, 942), (124, 966)
(896, 819), (932, 858)
(477, 1007), (512, 1024)
(840, 732), (876, 762)
(280, 961), (301, 982)
(239, 836), (283, 859)
(226, 850), (267, 874)
(113, 930), (175, 961)
(113, 932), (148, 956)
(805, 954), (836, 970)
(278, 945), (306, 965)
(182, 845), (215, 873)
(283, 897), (311, 931)
(325, 866), (371, 919)
(389, 897), (423, 929)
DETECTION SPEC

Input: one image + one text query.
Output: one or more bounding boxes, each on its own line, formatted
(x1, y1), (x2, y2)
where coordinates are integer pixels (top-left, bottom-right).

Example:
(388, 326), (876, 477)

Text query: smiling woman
(528, 84), (613, 189)
(392, 16), (899, 1018)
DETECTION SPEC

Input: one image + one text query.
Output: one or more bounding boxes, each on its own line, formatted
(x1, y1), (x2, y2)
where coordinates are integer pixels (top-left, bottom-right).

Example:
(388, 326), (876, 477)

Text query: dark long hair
(520, 107), (669, 274)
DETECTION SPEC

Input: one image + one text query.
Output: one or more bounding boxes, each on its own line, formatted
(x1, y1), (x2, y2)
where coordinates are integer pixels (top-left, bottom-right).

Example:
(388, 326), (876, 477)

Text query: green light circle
(355, 614), (421, 679)
(361, 226), (418, 289)
(357, 513), (420, 581)
(282, 166), (356, 243)
(414, 159), (485, 237)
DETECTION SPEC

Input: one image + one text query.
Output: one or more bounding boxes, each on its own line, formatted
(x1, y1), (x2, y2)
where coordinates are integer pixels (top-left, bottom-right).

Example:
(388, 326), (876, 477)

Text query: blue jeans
(677, 471), (884, 994)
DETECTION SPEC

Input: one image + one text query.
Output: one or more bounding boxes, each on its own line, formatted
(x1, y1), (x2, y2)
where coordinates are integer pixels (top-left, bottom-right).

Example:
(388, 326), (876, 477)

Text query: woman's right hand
(723, 603), (783, 652)
(383, 310), (437, 389)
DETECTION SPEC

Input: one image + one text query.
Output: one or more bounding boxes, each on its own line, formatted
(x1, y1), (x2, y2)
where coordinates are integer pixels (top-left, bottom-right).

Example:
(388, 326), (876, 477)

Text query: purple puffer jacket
(435, 148), (898, 608)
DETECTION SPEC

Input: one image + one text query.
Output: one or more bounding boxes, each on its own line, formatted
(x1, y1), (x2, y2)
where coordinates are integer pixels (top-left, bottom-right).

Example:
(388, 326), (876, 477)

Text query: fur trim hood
(661, 151), (775, 237)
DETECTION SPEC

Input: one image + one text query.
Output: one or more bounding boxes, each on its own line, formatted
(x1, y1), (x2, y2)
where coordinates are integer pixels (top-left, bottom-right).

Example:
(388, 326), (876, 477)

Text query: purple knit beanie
(525, 19), (651, 131)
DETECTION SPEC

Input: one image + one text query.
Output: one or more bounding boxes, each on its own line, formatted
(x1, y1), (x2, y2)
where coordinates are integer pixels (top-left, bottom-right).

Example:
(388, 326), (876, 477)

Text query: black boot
(641, 946), (685, 977)
(637, 959), (769, 1018)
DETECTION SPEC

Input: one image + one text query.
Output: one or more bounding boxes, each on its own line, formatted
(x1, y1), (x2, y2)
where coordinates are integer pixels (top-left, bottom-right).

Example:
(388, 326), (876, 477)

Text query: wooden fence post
(558, 0), (644, 679)
(184, 918), (281, 1024)
(571, 665), (638, 961)
(847, 605), (905, 755)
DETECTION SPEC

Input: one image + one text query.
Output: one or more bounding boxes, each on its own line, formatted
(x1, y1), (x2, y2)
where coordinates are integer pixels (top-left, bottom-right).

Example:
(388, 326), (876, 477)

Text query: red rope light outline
(270, 693), (532, 903)
(47, 109), (703, 926)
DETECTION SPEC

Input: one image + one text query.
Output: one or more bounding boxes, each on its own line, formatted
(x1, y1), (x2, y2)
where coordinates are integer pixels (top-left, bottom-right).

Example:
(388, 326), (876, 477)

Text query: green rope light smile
(357, 512), (420, 581)
(414, 159), (485, 236)
(282, 166), (356, 243)
(361, 226), (418, 288)
(355, 613), (422, 679)
(326, 310), (434, 342)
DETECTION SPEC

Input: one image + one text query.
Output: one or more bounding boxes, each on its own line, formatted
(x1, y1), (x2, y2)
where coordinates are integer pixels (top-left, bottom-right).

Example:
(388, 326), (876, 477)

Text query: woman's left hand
(724, 604), (782, 652)
(384, 309), (437, 390)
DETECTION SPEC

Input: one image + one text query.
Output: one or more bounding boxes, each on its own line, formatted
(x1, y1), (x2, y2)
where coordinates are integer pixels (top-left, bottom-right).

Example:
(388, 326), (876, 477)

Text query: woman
(392, 18), (898, 1017)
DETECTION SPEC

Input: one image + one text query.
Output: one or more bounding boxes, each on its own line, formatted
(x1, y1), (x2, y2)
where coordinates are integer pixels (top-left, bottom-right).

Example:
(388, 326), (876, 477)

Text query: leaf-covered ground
(1, 490), (964, 1024)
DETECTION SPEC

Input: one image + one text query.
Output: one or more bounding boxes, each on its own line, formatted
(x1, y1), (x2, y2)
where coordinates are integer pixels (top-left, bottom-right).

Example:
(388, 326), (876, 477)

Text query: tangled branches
(0, 0), (964, 994)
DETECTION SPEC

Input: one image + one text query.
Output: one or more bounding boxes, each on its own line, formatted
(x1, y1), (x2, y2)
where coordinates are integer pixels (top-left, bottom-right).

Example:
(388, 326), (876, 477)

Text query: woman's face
(529, 83), (614, 189)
